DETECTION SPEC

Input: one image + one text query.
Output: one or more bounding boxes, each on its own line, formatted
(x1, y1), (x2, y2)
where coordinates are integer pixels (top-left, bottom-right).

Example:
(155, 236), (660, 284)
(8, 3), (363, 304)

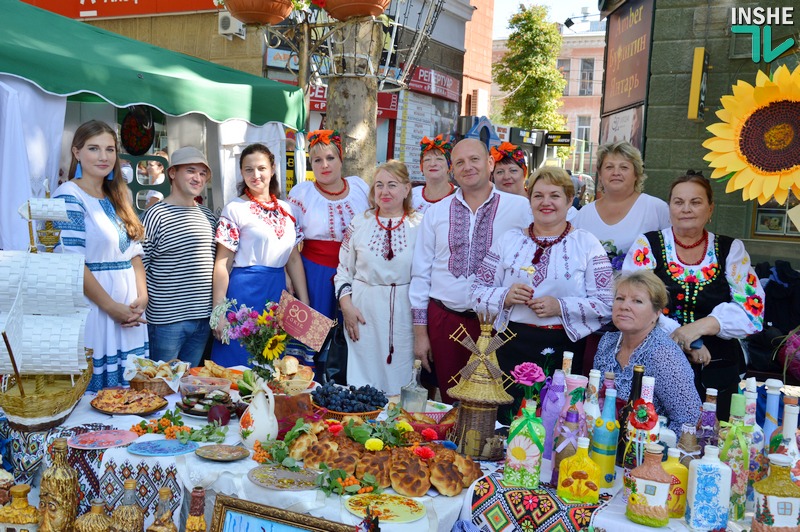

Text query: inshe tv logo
(731, 7), (795, 63)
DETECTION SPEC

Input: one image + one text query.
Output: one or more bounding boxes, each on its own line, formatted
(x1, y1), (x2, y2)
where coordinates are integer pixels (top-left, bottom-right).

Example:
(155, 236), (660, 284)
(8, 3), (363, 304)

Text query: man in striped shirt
(141, 147), (217, 366)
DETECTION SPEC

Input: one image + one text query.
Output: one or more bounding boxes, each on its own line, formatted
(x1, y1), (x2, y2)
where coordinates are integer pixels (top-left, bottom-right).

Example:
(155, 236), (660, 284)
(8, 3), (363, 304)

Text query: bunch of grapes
(312, 382), (388, 413)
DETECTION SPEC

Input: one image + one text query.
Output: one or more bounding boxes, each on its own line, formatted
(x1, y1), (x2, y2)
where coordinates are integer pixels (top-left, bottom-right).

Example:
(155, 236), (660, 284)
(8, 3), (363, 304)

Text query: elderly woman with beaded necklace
(471, 167), (613, 423)
(622, 170), (765, 421)
(490, 142), (528, 197)
(412, 134), (456, 213)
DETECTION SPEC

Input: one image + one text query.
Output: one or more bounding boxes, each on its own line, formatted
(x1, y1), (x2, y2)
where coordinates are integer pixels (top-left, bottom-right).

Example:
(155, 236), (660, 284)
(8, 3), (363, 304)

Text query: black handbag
(324, 318), (348, 385)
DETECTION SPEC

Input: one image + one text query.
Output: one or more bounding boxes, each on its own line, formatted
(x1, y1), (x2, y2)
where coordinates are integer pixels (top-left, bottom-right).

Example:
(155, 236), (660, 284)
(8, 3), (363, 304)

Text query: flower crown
(419, 134), (453, 170)
(308, 129), (342, 160)
(490, 142), (528, 176)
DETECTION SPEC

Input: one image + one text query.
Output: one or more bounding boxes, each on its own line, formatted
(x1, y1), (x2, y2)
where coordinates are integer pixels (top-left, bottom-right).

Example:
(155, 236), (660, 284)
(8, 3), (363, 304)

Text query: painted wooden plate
(247, 464), (320, 491)
(68, 430), (139, 450)
(195, 444), (250, 462)
(127, 439), (198, 457)
(345, 493), (426, 523)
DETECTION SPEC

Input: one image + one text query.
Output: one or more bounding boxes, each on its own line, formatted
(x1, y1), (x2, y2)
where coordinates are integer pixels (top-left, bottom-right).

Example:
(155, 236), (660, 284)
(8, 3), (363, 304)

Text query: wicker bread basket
(129, 359), (187, 397)
(408, 410), (457, 440)
(270, 378), (314, 396)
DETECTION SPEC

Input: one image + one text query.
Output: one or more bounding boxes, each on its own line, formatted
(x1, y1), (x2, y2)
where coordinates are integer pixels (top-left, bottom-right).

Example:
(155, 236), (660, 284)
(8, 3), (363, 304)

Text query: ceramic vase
(584, 369), (602, 439)
(745, 377), (767, 512)
(685, 445), (732, 531)
(591, 387), (620, 489)
(752, 453), (800, 532)
(557, 437), (600, 504)
(663, 447), (689, 519)
(239, 383), (278, 449)
(719, 393), (751, 521)
(541, 369), (566, 460)
(625, 443), (672, 527)
(504, 406), (546, 489)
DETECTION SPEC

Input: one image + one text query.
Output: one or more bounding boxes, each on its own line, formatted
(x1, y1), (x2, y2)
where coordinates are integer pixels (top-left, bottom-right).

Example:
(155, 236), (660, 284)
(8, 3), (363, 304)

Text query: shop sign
(307, 86), (398, 118)
(511, 128), (544, 148)
(23, 0), (217, 18)
(408, 67), (460, 102)
(495, 125), (510, 142)
(545, 131), (572, 146)
(602, 0), (653, 114)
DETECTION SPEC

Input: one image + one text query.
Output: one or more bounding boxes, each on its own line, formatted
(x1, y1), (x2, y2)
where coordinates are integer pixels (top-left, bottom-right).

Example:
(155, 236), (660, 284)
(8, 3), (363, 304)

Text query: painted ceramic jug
(504, 406), (546, 488)
(626, 443), (671, 528)
(753, 453), (800, 532)
(685, 445), (732, 531)
(557, 437), (600, 504)
(239, 380), (278, 449)
(663, 447), (688, 519)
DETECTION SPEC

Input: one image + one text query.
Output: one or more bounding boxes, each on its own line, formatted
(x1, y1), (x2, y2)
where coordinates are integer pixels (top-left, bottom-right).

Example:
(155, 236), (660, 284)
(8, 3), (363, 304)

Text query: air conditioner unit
(218, 12), (246, 40)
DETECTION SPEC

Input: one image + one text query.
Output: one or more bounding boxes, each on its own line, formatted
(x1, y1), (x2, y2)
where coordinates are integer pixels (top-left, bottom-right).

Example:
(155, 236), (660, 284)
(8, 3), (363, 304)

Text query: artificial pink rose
(511, 362), (545, 386)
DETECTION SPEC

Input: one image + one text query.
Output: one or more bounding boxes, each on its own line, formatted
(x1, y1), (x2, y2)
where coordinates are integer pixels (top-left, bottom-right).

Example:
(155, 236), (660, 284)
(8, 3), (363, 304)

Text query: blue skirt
(298, 255), (340, 380)
(211, 265), (286, 368)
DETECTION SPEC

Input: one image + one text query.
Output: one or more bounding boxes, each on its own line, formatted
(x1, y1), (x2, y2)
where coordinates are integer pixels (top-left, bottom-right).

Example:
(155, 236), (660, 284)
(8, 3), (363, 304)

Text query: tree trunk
(325, 18), (383, 181)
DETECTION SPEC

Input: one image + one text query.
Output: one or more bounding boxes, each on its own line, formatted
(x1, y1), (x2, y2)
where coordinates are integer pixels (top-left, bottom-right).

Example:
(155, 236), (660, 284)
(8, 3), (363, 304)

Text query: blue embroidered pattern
(53, 195), (86, 232)
(98, 198), (130, 253)
(62, 237), (86, 248)
(686, 463), (729, 529)
(86, 261), (132, 272)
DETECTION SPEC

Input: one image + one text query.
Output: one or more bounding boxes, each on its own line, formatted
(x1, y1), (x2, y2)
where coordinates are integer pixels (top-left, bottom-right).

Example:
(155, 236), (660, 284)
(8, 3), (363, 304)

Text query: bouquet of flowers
(511, 362), (547, 407)
(222, 300), (288, 380)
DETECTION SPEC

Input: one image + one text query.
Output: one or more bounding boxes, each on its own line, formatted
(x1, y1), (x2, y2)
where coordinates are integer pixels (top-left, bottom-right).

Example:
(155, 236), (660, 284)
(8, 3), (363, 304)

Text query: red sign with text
(23, 0), (217, 18)
(407, 67), (460, 102)
(307, 85), (398, 119)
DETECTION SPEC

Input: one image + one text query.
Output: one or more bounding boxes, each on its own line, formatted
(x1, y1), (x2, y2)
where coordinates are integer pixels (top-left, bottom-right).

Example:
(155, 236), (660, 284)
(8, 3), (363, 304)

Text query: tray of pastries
(90, 388), (168, 415)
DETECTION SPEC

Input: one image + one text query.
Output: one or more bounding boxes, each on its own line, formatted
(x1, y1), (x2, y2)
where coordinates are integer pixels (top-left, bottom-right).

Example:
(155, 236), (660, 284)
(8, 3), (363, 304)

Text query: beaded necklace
(674, 230), (709, 266)
(529, 222), (571, 264)
(421, 183), (455, 203)
(314, 179), (348, 196)
(245, 190), (296, 223)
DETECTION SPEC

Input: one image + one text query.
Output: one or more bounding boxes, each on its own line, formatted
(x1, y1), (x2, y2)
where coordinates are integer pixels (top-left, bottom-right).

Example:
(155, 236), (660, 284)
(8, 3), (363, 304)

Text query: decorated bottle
(557, 437), (600, 504)
(39, 438), (78, 532)
(657, 416), (677, 450)
(753, 453), (800, 531)
(617, 365), (644, 467)
(400, 359), (427, 413)
(562, 350), (574, 375)
(111, 479), (144, 532)
(622, 375), (658, 502)
(719, 393), (750, 521)
(74, 499), (113, 532)
(625, 443), (671, 527)
(745, 377), (767, 512)
(146, 488), (177, 532)
(584, 369), (602, 439)
(771, 403), (800, 488)
(599, 370), (615, 412)
(696, 401), (719, 453)
(677, 422), (701, 469)
(0, 484), (39, 526)
(186, 487), (207, 532)
(685, 445), (731, 531)
(504, 406), (546, 488)
(541, 369), (566, 460)
(663, 447), (689, 519)
(769, 395), (799, 453)
(556, 374), (588, 439)
(591, 387), (620, 489)
(551, 407), (582, 485)
(762, 378), (783, 453)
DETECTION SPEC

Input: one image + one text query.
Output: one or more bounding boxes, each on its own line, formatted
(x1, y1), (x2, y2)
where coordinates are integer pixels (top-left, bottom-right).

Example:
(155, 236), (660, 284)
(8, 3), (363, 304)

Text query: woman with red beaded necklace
(412, 134), (456, 213)
(333, 160), (422, 394)
(210, 143), (309, 367)
(471, 167), (613, 424)
(623, 171), (765, 420)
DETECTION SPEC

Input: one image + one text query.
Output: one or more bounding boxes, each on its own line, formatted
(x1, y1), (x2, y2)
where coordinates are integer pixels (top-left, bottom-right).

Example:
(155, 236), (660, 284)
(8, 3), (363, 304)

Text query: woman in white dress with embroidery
(334, 161), (422, 395)
(53, 120), (148, 392)
(211, 143), (309, 367)
(411, 135), (455, 213)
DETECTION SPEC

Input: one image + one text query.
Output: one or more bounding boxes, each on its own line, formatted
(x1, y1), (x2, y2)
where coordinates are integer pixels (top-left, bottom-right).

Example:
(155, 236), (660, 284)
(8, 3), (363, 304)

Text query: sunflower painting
(702, 64), (800, 204)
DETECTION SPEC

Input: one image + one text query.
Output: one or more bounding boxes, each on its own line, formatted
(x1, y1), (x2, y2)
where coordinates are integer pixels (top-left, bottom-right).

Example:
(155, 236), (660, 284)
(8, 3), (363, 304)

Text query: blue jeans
(148, 319), (210, 367)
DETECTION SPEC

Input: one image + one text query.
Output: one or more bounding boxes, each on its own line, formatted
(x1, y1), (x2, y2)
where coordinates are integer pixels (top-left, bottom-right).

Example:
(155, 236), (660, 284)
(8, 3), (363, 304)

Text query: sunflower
(702, 64), (800, 204)
(261, 333), (287, 361)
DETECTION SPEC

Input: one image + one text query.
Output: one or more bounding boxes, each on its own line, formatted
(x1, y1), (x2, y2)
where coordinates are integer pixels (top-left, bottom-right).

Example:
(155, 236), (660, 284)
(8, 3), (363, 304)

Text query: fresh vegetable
(208, 404), (231, 426)
(236, 369), (258, 398)
(176, 422), (228, 444)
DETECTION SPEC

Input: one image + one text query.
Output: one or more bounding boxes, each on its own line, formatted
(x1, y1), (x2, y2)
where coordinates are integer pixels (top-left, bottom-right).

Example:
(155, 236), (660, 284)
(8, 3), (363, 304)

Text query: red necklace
(529, 222), (571, 264)
(673, 229), (708, 249)
(314, 179), (348, 196)
(375, 209), (406, 230)
(421, 183), (455, 203)
(246, 189), (296, 223)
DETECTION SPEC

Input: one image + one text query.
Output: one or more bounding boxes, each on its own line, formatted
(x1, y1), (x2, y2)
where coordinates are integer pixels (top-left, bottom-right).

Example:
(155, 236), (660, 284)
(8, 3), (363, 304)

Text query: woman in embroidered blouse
(411, 135), (455, 213)
(490, 142), (527, 197)
(53, 120), (148, 392)
(622, 171), (765, 421)
(471, 167), (613, 423)
(334, 161), (423, 394)
(593, 270), (701, 435)
(211, 143), (309, 367)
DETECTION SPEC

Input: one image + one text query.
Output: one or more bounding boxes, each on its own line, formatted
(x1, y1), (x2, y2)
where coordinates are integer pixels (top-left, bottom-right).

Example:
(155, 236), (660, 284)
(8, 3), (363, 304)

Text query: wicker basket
(129, 359), (187, 397)
(269, 378), (314, 396)
(312, 401), (382, 422)
(408, 410), (457, 440)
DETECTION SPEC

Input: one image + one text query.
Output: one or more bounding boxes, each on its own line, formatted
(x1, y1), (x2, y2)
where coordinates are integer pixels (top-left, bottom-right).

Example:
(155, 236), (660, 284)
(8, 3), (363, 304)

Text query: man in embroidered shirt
(141, 147), (217, 367)
(409, 138), (533, 403)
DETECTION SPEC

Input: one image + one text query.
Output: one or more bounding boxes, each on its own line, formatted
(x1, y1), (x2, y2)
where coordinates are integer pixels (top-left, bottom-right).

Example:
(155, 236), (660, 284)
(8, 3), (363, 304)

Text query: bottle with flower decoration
(719, 393), (751, 521)
(753, 453), (800, 531)
(557, 437), (600, 504)
(551, 406), (582, 486)
(584, 370), (602, 439)
(771, 403), (800, 488)
(663, 447), (689, 519)
(591, 388), (620, 489)
(621, 376), (659, 503)
(556, 374), (588, 436)
(617, 365), (644, 467)
(541, 369), (566, 461)
(685, 445), (731, 531)
(769, 395), (799, 454)
(745, 377), (767, 512)
(504, 405), (546, 489)
(762, 378), (783, 455)
(598, 371), (615, 412)
(696, 401), (719, 454)
(625, 443), (672, 528)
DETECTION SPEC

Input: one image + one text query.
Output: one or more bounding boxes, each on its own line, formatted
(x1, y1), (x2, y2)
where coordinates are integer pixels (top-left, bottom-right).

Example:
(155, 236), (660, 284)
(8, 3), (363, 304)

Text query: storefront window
(754, 192), (800, 237)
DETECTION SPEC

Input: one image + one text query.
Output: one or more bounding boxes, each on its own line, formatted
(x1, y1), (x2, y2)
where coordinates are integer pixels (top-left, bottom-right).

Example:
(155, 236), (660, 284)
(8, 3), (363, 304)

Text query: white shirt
(288, 176), (370, 241)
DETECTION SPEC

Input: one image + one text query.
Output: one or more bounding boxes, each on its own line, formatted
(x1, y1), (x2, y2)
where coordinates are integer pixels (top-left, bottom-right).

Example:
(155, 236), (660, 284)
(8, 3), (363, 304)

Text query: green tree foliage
(493, 4), (566, 131)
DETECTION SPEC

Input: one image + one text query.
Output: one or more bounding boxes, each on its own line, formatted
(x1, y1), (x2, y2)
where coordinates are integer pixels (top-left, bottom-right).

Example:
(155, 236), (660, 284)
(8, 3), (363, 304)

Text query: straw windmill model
(448, 315), (515, 460)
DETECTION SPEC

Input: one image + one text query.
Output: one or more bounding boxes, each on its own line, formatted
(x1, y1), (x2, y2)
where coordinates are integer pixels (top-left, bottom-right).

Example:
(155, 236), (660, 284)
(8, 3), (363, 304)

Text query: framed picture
(210, 494), (352, 532)
(756, 212), (786, 235)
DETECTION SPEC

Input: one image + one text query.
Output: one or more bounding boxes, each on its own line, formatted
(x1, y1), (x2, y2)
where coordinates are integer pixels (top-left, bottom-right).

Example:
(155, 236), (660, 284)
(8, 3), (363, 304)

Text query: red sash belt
(301, 239), (341, 269)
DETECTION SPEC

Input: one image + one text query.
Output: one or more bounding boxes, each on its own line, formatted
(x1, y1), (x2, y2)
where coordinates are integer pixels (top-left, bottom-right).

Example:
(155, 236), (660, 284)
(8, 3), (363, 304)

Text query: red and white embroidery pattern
(248, 201), (287, 238)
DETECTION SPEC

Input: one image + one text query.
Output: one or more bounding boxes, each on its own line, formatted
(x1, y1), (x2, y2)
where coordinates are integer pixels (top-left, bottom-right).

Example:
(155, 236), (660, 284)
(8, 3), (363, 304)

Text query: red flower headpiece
(630, 398), (658, 431)
(419, 134), (453, 170)
(490, 142), (528, 177)
(308, 129), (342, 160)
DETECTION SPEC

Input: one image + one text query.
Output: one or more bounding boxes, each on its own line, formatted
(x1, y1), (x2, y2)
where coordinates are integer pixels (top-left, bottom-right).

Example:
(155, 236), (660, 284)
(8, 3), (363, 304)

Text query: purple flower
(226, 312), (237, 323)
(611, 253), (626, 271)
(236, 307), (249, 322)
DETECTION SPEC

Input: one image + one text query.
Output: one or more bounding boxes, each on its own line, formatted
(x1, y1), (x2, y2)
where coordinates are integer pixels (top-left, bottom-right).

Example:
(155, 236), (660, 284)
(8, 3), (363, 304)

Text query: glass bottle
(590, 387), (619, 489)
(558, 374), (588, 436)
(598, 370), (615, 412)
(685, 445), (731, 531)
(677, 423), (701, 469)
(75, 498), (113, 532)
(186, 487), (207, 532)
(705, 387), (718, 405)
(696, 401), (719, 453)
(772, 403), (800, 487)
(551, 407), (581, 485)
(562, 350), (574, 375)
(753, 453), (800, 529)
(657, 416), (677, 449)
(0, 483), (39, 525)
(504, 405), (546, 488)
(111, 479), (144, 532)
(400, 359), (427, 413)
(616, 364), (644, 467)
(663, 447), (689, 519)
(769, 395), (799, 453)
(584, 369), (602, 439)
(557, 437), (600, 504)
(625, 443), (672, 527)
(744, 377), (766, 512)
(762, 378), (783, 452)
(39, 437), (79, 532)
(541, 369), (566, 461)
(719, 393), (750, 521)
(622, 375), (658, 503)
(146, 488), (178, 532)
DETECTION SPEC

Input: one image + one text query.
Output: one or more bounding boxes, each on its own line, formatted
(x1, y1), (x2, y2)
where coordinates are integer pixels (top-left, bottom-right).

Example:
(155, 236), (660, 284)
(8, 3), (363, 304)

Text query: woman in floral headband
(490, 142), (528, 197)
(412, 134), (456, 213)
(288, 129), (369, 376)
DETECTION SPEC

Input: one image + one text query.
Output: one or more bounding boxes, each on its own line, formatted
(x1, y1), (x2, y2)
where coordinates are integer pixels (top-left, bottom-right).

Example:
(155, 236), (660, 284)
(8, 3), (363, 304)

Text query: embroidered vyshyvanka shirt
(288, 176), (370, 242)
(471, 228), (613, 341)
(409, 187), (532, 324)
